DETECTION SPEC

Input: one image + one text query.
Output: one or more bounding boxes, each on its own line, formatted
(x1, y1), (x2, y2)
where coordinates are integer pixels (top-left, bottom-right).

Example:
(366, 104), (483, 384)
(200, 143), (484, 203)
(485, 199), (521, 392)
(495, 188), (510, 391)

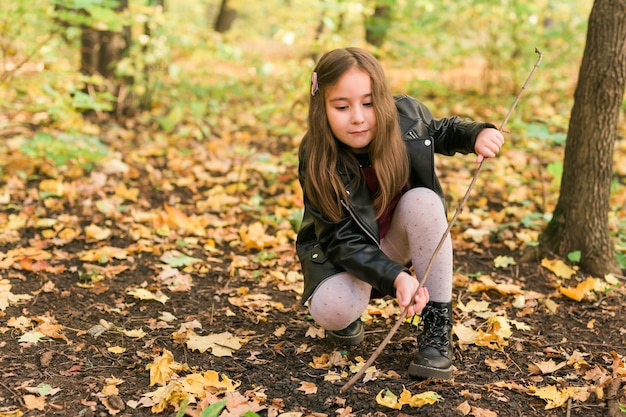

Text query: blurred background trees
(0, 0), (624, 276)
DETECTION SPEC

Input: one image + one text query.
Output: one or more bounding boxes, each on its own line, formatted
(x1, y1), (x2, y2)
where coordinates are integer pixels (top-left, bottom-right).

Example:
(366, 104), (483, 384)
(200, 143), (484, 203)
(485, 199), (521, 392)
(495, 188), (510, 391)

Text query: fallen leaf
(376, 389), (402, 410)
(494, 255), (516, 268)
(297, 381), (317, 395)
(0, 279), (33, 311)
(529, 359), (567, 375)
(23, 394), (46, 411)
(541, 258), (576, 279)
(185, 331), (242, 356)
(470, 406), (498, 417)
(126, 288), (169, 304)
(147, 349), (187, 386)
(559, 277), (595, 301)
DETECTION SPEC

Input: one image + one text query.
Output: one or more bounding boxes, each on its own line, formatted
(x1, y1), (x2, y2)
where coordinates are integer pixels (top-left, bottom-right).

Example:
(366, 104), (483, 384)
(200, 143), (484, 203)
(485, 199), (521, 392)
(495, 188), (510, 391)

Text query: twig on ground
(340, 48), (544, 394)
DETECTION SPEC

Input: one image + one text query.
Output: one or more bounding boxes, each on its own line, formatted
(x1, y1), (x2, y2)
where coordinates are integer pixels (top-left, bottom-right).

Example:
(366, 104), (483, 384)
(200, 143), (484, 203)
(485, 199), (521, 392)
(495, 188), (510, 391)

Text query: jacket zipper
(341, 196), (380, 247)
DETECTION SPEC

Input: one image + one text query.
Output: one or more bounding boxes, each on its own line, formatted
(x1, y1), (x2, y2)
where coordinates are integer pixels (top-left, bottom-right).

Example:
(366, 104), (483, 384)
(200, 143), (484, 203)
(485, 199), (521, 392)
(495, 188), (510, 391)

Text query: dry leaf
(185, 331), (242, 356)
(541, 258), (576, 279)
(297, 381), (317, 395)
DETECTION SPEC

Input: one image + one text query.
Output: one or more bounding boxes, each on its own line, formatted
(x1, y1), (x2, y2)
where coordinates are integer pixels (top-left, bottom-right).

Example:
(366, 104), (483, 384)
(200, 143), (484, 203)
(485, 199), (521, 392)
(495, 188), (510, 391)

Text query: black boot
(408, 301), (453, 379)
(326, 320), (364, 346)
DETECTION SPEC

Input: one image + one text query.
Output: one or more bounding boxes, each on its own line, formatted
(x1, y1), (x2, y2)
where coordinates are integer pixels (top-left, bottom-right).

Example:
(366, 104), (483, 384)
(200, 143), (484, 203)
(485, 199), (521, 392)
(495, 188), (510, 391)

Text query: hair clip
(311, 71), (319, 97)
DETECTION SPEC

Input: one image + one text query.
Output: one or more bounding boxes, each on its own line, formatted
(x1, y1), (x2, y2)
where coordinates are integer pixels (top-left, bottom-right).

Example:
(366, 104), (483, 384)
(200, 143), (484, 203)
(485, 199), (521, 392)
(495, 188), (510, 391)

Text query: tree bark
(540, 0), (625, 276)
(365, 4), (391, 48)
(214, 0), (237, 33)
(80, 0), (129, 80)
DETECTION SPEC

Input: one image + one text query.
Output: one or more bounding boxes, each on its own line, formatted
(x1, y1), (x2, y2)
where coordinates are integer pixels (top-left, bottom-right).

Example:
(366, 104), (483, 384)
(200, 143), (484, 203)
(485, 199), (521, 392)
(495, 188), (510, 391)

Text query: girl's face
(324, 67), (377, 153)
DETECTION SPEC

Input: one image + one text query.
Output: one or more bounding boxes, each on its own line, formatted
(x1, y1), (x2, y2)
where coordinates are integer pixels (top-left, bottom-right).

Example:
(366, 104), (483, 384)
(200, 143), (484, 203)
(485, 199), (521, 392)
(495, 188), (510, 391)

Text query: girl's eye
(363, 102), (373, 107)
(335, 106), (348, 110)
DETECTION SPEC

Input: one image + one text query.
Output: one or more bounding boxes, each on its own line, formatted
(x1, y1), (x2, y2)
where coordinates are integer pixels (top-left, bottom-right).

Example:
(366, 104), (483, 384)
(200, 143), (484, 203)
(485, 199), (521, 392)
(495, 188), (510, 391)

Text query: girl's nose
(351, 108), (364, 124)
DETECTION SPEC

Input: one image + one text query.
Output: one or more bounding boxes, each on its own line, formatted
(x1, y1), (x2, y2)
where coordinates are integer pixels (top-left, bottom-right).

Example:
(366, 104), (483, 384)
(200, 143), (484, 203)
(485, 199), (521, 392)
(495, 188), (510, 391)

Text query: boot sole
(325, 324), (364, 346)
(408, 362), (453, 379)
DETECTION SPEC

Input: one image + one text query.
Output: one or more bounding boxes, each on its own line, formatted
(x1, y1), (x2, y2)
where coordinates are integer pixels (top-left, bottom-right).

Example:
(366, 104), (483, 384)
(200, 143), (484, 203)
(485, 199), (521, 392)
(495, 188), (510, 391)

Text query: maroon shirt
(357, 154), (402, 239)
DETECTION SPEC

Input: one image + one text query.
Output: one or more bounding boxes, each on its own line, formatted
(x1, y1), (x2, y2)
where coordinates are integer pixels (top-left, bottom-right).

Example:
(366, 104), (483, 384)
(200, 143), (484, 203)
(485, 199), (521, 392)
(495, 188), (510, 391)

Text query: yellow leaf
(404, 390), (441, 407)
(18, 331), (47, 344)
(529, 359), (567, 375)
(239, 222), (278, 250)
(78, 246), (128, 262)
(147, 349), (186, 386)
(185, 331), (242, 356)
(529, 385), (588, 410)
(0, 279), (33, 311)
(121, 328), (146, 338)
(468, 275), (523, 295)
(85, 224), (112, 241)
(457, 300), (490, 313)
(559, 277), (595, 301)
(39, 179), (65, 197)
(541, 258), (576, 279)
(453, 323), (478, 346)
(180, 370), (240, 396)
(544, 298), (559, 313)
(127, 288), (169, 304)
(107, 346), (126, 354)
(494, 255), (516, 268)
(0, 409), (24, 417)
(376, 389), (402, 410)
(115, 182), (139, 202)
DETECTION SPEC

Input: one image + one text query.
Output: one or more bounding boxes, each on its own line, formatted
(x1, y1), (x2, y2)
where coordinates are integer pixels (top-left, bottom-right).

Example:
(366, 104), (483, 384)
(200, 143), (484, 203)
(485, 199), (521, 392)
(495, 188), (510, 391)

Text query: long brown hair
(299, 47), (409, 223)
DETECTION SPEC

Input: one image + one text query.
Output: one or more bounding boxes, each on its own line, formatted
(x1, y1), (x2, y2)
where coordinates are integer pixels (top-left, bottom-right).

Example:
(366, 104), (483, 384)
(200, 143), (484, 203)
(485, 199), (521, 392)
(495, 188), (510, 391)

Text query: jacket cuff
(381, 265), (412, 298)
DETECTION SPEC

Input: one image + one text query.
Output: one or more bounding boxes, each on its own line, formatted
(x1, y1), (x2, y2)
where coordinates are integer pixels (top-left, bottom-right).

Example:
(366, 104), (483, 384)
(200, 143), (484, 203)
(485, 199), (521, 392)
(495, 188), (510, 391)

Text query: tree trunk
(80, 0), (129, 80)
(540, 0), (625, 276)
(214, 0), (237, 33)
(365, 5), (391, 47)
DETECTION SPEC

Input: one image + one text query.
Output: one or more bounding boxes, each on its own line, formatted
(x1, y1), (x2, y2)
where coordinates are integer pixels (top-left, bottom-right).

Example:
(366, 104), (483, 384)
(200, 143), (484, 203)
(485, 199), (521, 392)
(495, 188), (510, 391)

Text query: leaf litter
(0, 67), (625, 417)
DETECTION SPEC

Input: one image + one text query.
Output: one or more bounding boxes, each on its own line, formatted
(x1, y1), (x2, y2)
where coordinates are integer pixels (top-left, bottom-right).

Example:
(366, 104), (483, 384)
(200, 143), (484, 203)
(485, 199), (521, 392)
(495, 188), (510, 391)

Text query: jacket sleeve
(299, 169), (408, 298)
(429, 116), (496, 156)
(395, 95), (496, 156)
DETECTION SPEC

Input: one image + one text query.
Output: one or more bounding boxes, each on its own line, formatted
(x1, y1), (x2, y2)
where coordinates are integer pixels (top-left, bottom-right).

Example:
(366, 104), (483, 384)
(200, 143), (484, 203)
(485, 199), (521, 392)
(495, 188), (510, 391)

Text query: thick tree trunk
(365, 5), (391, 47)
(540, 0), (625, 275)
(214, 0), (237, 33)
(80, 0), (129, 79)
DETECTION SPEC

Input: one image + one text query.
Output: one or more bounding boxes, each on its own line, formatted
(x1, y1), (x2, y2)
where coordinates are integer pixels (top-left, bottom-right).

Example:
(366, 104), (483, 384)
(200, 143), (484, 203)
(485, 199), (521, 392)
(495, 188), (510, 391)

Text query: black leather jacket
(296, 95), (495, 304)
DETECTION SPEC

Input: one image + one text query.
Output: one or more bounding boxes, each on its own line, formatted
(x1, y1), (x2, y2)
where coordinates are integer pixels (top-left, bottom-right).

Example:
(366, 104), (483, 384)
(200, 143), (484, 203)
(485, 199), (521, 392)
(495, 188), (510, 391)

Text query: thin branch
(340, 48), (544, 394)
(0, 30), (59, 85)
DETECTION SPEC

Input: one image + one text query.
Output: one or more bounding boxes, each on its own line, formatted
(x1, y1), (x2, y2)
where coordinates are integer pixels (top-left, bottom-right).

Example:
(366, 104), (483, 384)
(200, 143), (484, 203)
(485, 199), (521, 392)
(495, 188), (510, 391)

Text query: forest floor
(0, 124), (626, 417)
(1, 99), (625, 417)
(1, 210), (625, 417)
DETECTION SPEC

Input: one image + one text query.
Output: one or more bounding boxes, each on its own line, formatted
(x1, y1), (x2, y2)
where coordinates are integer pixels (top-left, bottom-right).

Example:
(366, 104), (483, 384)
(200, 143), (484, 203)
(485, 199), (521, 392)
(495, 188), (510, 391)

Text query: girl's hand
(475, 128), (505, 163)
(394, 272), (429, 318)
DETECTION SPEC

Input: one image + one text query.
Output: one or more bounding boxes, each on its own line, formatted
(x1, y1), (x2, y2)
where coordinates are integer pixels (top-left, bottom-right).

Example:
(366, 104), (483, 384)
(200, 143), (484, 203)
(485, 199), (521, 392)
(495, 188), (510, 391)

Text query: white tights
(308, 187), (453, 330)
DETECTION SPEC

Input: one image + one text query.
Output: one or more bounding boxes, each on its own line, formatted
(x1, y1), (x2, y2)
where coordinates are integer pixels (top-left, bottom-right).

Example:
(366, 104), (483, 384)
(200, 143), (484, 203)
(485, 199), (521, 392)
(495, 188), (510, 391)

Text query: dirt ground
(1, 235), (625, 417)
(0, 128), (625, 417)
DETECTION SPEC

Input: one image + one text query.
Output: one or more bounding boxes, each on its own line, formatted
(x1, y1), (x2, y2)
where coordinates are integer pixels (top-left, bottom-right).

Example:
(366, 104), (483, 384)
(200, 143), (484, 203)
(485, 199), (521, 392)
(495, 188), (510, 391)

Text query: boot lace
(417, 305), (452, 352)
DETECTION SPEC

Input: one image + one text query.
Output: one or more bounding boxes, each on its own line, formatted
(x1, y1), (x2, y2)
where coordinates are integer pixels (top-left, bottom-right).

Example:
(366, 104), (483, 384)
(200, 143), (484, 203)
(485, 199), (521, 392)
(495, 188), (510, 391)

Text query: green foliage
(20, 132), (109, 171)
(522, 123), (567, 145)
(567, 250), (581, 263)
(53, 0), (128, 31)
(199, 401), (226, 417)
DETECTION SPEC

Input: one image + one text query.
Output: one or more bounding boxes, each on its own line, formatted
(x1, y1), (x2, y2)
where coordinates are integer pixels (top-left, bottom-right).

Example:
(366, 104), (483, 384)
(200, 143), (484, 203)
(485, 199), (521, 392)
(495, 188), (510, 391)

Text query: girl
(296, 47), (504, 380)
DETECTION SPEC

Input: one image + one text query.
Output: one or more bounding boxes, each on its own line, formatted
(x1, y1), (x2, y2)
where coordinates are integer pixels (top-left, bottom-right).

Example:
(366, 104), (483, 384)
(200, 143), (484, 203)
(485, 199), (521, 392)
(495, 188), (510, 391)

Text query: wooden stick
(340, 48), (544, 394)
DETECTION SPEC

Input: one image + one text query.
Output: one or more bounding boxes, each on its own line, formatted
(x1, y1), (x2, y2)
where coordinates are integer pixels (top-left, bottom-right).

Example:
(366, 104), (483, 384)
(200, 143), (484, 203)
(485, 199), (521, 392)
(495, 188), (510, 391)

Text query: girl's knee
(399, 187), (445, 213)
